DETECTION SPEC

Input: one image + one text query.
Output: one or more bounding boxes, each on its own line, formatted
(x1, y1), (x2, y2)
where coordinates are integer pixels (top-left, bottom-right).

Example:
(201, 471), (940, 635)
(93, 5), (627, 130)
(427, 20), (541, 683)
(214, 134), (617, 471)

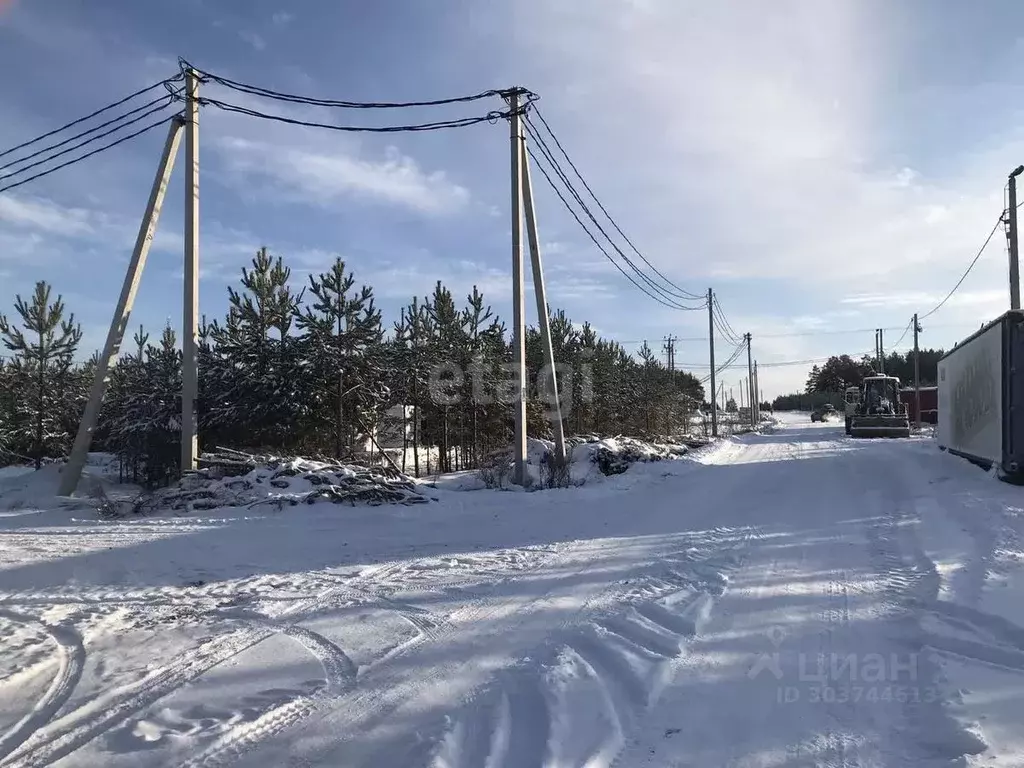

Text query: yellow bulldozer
(848, 375), (911, 438)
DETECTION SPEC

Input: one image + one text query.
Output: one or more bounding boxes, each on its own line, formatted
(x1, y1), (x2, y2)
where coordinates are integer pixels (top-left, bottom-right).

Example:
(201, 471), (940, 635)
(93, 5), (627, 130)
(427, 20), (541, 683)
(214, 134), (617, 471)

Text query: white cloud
(238, 30), (267, 51)
(272, 11), (294, 26)
(0, 195), (95, 237)
(216, 137), (471, 215)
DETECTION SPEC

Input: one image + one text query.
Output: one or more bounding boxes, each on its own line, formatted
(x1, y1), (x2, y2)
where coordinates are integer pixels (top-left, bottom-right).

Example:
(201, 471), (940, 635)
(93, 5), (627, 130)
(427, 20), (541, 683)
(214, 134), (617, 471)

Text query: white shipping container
(938, 316), (1004, 466)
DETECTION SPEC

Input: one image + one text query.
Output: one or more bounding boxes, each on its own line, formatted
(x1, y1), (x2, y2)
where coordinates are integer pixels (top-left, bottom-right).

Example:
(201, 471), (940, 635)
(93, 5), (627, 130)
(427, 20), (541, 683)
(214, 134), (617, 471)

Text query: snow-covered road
(1, 415), (1023, 766)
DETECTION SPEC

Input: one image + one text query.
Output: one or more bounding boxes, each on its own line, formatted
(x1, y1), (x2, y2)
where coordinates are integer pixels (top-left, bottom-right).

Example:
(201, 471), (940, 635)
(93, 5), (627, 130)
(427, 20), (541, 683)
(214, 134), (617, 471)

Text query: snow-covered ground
(0, 413), (1022, 766)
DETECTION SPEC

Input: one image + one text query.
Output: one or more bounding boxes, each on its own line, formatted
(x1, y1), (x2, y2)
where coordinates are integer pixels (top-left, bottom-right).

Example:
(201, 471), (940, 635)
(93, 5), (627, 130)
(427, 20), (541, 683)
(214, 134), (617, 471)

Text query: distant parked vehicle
(811, 404), (837, 422)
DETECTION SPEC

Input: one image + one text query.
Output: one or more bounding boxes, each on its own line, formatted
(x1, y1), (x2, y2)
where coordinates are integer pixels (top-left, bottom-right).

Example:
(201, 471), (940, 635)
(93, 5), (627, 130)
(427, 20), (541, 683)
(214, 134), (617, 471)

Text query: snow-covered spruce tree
(101, 325), (183, 487)
(635, 341), (659, 435)
(0, 282), (82, 468)
(460, 286), (504, 469)
(571, 322), (597, 434)
(0, 359), (13, 465)
(97, 328), (150, 482)
(207, 248), (305, 451)
(393, 296), (434, 475)
(423, 281), (465, 473)
(295, 257), (383, 459)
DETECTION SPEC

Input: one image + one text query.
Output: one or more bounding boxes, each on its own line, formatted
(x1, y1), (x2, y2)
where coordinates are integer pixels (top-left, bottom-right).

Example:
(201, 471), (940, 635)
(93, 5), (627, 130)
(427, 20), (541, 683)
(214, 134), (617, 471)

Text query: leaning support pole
(520, 131), (567, 467)
(509, 89), (528, 485)
(58, 117), (185, 496)
(182, 67), (200, 473)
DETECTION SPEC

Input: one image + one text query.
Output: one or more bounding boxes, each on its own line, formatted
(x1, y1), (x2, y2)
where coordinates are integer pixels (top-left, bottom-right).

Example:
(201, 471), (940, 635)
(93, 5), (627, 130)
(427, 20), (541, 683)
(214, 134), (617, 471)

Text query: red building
(900, 386), (938, 424)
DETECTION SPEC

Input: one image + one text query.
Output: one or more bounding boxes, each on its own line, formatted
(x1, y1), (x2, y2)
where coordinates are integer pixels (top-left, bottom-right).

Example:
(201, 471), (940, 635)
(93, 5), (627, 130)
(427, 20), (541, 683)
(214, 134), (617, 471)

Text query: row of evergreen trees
(770, 350), (945, 410)
(0, 248), (707, 485)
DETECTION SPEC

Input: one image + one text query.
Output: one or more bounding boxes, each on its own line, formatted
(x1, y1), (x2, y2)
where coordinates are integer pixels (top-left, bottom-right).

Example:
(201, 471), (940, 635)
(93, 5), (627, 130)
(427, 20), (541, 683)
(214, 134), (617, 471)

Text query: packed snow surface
(1, 413), (1023, 766)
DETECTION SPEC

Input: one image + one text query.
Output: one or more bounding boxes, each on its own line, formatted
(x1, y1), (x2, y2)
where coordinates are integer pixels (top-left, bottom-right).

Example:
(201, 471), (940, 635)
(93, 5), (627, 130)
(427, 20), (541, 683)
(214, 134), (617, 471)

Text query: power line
(183, 58), (530, 110)
(711, 297), (743, 345)
(524, 117), (706, 310)
(523, 123), (705, 310)
(888, 317), (914, 350)
(0, 75), (181, 162)
(0, 114), (180, 195)
(0, 95), (179, 183)
(919, 214), (1003, 320)
(526, 145), (703, 312)
(528, 106), (704, 301)
(198, 97), (507, 133)
(0, 91), (179, 175)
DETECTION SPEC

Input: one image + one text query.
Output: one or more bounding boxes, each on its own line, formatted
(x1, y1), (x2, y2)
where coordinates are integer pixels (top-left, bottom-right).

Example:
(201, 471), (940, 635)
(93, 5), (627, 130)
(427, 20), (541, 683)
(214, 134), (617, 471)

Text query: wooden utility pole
(509, 89), (528, 484)
(182, 66), (200, 473)
(520, 129), (566, 467)
(1009, 165), (1023, 310)
(59, 118), (185, 496)
(745, 333), (755, 429)
(707, 288), (718, 437)
(913, 313), (921, 429)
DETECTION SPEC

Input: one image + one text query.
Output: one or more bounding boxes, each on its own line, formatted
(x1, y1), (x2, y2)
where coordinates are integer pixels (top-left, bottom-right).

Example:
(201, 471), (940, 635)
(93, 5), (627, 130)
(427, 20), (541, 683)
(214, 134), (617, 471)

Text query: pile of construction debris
(123, 449), (429, 516)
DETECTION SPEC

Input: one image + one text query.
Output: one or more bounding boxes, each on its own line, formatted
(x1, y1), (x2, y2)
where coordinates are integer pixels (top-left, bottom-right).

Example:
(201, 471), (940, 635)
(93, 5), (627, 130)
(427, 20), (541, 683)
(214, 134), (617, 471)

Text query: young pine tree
(0, 282), (82, 468)
(296, 257), (383, 459)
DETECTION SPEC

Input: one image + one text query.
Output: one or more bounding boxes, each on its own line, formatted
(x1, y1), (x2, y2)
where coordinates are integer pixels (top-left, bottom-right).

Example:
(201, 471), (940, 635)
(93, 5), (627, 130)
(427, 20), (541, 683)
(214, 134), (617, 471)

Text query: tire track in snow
(175, 621), (356, 768)
(0, 613), (84, 764)
(428, 557), (721, 768)
(0, 588), (342, 768)
(167, 550), (533, 768)
(861, 485), (988, 763)
(916, 600), (1024, 674)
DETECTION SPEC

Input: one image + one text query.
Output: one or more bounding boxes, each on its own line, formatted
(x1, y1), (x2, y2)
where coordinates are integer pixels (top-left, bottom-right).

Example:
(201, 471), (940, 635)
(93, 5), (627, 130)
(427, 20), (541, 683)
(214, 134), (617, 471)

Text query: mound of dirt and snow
(467, 434), (701, 491)
(124, 453), (430, 516)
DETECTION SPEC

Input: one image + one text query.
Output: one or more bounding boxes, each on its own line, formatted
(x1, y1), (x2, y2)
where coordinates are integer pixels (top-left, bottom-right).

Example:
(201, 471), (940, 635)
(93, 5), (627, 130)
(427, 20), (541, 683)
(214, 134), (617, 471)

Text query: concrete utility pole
(745, 333), (755, 429)
(874, 329), (880, 370)
(707, 288), (718, 437)
(879, 328), (885, 374)
(1009, 165), (1024, 310)
(753, 360), (760, 425)
(509, 89), (528, 485)
(520, 129), (566, 467)
(913, 313), (921, 429)
(59, 118), (185, 496)
(663, 335), (677, 372)
(182, 66), (200, 473)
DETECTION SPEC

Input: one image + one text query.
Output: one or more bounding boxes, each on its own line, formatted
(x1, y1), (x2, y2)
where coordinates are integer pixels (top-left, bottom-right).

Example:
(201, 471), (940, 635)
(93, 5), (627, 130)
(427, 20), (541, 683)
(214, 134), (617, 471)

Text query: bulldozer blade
(849, 417), (911, 439)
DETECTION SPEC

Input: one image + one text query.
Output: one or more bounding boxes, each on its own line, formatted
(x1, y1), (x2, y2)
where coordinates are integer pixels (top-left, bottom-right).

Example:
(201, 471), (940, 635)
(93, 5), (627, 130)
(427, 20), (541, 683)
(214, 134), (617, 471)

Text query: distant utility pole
(663, 335), (677, 372)
(707, 288), (718, 437)
(753, 360), (760, 425)
(913, 313), (922, 429)
(1009, 165), (1024, 310)
(745, 333), (755, 429)
(879, 328), (885, 374)
(874, 329), (880, 370)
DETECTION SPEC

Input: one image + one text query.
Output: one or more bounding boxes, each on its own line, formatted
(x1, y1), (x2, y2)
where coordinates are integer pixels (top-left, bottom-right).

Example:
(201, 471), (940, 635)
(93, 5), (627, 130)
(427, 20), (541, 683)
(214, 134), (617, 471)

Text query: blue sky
(1, 0), (1023, 398)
